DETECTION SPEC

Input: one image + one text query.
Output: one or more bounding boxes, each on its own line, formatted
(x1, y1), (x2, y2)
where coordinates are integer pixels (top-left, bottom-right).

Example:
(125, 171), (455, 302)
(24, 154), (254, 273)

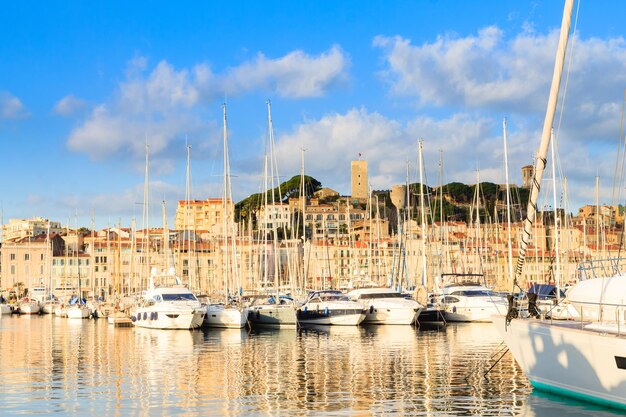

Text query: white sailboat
(247, 100), (298, 329)
(203, 104), (249, 329)
(493, 0), (626, 409)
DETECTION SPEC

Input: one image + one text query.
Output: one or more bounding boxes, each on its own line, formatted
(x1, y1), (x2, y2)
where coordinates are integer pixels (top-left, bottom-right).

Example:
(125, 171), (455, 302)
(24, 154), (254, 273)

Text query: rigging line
(616, 93), (626, 206)
(613, 90), (626, 205)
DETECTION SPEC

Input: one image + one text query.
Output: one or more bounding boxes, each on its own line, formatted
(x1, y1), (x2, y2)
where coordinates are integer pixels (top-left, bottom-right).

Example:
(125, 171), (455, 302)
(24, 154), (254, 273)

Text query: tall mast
(222, 103), (229, 300)
(301, 148), (308, 291)
(550, 129), (561, 301)
(142, 143), (150, 290)
(418, 140), (427, 288)
(514, 0), (574, 286)
(503, 118), (514, 284)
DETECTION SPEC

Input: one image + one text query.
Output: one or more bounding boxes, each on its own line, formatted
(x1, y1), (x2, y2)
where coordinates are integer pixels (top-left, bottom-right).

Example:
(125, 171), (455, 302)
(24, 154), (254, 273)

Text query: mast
(222, 103), (230, 301)
(550, 129), (561, 301)
(301, 148), (308, 291)
(503, 118), (514, 285)
(418, 140), (427, 288)
(514, 0), (574, 286)
(142, 143), (150, 291)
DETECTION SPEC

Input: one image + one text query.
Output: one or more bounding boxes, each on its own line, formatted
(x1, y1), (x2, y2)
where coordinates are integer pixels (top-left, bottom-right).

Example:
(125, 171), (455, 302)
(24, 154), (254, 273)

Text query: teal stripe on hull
(531, 380), (626, 411)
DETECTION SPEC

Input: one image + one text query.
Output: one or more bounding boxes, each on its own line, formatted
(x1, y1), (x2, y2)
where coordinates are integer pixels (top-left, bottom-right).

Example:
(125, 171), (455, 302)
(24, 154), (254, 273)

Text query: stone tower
(351, 160), (368, 199)
(521, 165), (533, 189)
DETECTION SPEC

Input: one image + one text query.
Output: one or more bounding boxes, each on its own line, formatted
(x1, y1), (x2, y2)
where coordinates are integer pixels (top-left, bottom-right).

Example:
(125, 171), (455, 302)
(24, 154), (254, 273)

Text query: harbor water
(0, 315), (621, 416)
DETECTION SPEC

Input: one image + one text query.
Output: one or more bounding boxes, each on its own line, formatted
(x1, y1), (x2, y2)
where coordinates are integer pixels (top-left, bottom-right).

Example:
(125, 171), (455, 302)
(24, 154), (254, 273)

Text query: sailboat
(247, 100), (298, 328)
(203, 104), (249, 329)
(493, 0), (626, 409)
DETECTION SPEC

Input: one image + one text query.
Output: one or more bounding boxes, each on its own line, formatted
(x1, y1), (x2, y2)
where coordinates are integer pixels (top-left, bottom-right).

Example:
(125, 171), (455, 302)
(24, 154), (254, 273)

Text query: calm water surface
(0, 315), (622, 416)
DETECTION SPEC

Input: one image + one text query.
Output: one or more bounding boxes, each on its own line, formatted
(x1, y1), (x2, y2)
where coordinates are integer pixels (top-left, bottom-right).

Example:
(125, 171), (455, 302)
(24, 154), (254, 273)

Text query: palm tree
(15, 282), (24, 299)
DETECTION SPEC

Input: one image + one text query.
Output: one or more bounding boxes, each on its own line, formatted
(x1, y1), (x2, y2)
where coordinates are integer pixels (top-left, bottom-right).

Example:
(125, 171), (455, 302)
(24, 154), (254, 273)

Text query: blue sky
(1, 1), (626, 229)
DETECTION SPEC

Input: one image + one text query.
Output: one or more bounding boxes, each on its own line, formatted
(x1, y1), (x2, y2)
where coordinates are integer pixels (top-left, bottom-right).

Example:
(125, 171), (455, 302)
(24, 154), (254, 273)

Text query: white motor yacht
(132, 268), (205, 330)
(347, 287), (422, 325)
(438, 283), (507, 322)
(297, 290), (366, 326)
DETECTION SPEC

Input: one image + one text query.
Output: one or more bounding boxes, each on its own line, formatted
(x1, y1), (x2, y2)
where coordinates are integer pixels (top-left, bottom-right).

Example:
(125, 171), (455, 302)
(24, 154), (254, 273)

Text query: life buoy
(143, 312), (147, 320)
(154, 312), (158, 320)
(150, 312), (155, 320)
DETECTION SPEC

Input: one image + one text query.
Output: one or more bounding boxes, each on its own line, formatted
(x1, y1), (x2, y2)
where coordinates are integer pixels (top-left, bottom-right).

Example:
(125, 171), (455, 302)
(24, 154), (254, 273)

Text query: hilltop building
(351, 160), (368, 199)
(1, 217), (63, 241)
(174, 198), (234, 236)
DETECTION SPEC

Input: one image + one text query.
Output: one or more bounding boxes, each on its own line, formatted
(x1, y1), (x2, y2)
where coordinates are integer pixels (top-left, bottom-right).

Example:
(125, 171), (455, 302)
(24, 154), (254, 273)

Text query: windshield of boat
(161, 293), (197, 302)
(450, 290), (496, 297)
(357, 292), (404, 299)
(310, 291), (349, 302)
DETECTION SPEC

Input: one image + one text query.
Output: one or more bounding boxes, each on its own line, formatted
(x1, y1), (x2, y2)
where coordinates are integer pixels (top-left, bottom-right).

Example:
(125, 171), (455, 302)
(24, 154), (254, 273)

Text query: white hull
(493, 315), (626, 409)
(18, 303), (40, 315)
(0, 304), (12, 315)
(203, 305), (248, 328)
(41, 304), (55, 314)
(362, 306), (420, 325)
(132, 308), (204, 330)
(298, 311), (365, 326)
(66, 306), (91, 319)
(348, 288), (422, 325)
(442, 301), (506, 322)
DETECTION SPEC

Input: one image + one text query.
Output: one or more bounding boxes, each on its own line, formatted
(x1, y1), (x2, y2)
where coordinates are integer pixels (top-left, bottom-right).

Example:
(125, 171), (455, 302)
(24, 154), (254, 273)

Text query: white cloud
(223, 45), (350, 98)
(67, 47), (349, 163)
(53, 94), (87, 117)
(0, 91), (29, 119)
(374, 28), (626, 128)
(271, 108), (507, 196)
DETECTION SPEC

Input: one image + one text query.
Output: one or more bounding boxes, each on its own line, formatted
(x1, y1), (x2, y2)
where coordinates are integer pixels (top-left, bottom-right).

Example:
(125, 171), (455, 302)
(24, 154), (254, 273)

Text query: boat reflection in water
(0, 316), (622, 416)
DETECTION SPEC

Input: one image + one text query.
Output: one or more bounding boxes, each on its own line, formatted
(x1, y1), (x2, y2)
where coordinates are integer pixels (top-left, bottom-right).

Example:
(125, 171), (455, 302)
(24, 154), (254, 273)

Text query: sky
(1, 0), (626, 230)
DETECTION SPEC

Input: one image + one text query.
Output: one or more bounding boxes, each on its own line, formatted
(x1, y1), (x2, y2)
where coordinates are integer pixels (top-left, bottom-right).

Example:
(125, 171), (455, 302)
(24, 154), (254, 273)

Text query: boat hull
(0, 304), (13, 315)
(18, 303), (40, 315)
(66, 306), (91, 319)
(297, 308), (365, 326)
(203, 305), (248, 329)
(443, 302), (506, 322)
(493, 315), (626, 410)
(248, 305), (297, 328)
(132, 308), (204, 330)
(361, 304), (421, 325)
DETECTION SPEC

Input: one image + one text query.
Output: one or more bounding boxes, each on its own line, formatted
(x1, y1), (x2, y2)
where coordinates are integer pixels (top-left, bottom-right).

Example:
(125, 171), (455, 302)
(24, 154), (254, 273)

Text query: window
(24, 254), (30, 261)
(10, 265), (15, 275)
(10, 254), (15, 261)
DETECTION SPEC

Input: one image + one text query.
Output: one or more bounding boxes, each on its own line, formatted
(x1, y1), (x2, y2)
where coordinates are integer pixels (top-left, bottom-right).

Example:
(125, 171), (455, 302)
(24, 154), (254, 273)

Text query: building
(256, 203), (291, 232)
(174, 198), (235, 236)
(521, 165), (533, 189)
(351, 160), (368, 199)
(0, 233), (65, 293)
(2, 217), (63, 241)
